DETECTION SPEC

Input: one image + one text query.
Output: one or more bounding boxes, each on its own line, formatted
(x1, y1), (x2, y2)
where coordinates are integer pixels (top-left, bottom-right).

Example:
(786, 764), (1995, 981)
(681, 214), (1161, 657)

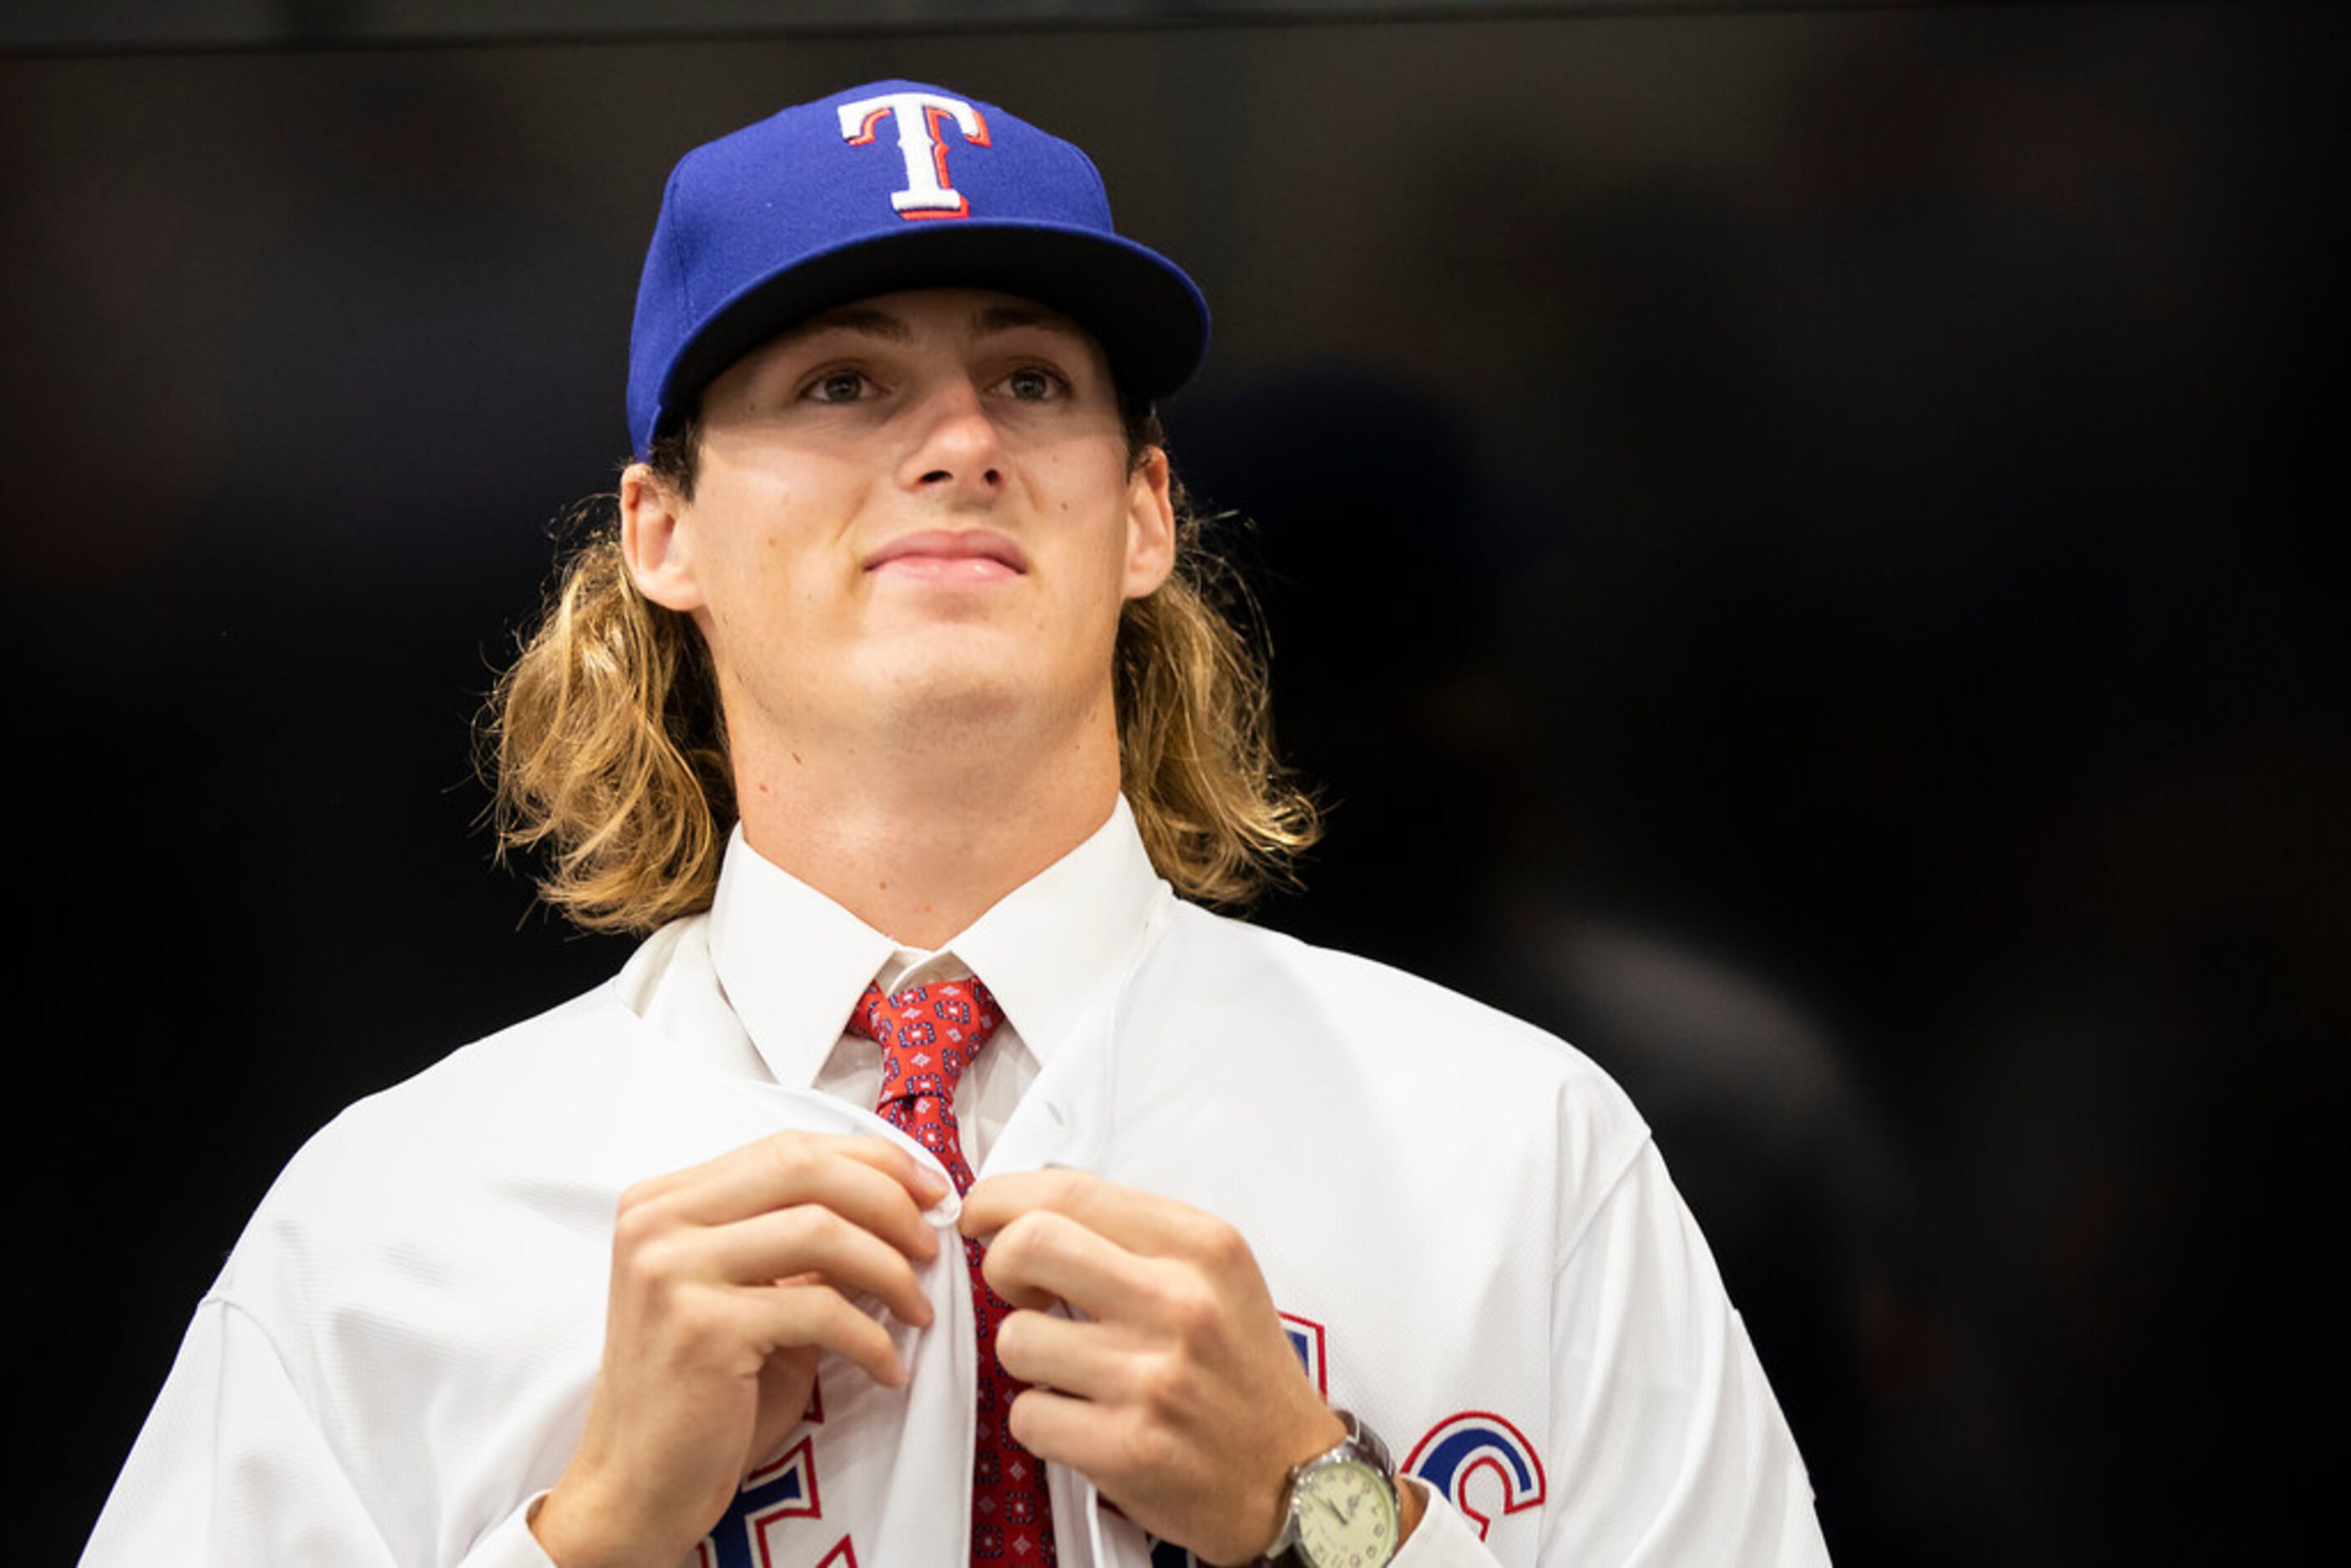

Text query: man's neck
(728, 704), (1124, 950)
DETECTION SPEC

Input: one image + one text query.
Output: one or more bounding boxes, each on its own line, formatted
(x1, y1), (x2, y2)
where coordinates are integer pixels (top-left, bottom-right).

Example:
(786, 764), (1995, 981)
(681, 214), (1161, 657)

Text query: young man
(87, 83), (1828, 1567)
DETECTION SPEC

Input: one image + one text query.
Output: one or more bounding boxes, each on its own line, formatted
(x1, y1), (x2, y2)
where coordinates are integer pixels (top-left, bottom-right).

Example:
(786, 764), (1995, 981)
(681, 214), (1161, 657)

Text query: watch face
(1294, 1457), (1399, 1568)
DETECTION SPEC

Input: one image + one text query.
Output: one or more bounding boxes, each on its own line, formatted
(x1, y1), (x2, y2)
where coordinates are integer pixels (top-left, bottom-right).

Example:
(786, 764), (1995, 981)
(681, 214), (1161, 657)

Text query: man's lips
(863, 529), (1029, 581)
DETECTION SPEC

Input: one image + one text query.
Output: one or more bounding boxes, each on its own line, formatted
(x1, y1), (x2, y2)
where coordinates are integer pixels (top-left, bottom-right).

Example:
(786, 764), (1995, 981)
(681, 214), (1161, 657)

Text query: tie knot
(848, 976), (1003, 1106)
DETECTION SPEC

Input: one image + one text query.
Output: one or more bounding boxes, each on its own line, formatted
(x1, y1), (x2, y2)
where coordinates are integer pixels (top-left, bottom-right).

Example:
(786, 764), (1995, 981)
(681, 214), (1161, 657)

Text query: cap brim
(658, 221), (1207, 441)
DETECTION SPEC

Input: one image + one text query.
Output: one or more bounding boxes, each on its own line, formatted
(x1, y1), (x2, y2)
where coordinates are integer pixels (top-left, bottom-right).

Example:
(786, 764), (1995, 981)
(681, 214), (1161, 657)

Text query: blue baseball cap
(626, 79), (1211, 459)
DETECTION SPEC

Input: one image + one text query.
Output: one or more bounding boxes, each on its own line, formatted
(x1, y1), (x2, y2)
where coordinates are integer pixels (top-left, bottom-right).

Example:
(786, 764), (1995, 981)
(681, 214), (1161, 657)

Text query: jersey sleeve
(1542, 1142), (1833, 1566)
(80, 1296), (558, 1568)
(1390, 1479), (1512, 1566)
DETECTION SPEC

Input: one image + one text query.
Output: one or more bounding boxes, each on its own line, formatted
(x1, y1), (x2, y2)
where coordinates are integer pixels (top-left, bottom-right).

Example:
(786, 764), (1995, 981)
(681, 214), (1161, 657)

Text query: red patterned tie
(847, 978), (1056, 1565)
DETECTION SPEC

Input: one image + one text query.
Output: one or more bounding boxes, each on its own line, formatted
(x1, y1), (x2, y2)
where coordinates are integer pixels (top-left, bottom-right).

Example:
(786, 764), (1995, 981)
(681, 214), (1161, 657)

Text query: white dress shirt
(657, 792), (1170, 1175)
(85, 796), (1828, 1567)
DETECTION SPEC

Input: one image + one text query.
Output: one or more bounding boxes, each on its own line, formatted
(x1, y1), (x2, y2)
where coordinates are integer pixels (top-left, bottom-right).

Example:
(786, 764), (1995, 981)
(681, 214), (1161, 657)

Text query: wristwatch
(1259, 1409), (1405, 1567)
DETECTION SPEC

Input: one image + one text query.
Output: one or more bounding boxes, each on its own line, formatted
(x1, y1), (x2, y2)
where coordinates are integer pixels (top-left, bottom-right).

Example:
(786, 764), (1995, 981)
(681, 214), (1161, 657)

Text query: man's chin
(859, 656), (1032, 728)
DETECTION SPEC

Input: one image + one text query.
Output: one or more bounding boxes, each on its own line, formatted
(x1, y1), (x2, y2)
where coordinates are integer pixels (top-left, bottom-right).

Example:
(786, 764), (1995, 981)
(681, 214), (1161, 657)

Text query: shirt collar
(706, 795), (1167, 1090)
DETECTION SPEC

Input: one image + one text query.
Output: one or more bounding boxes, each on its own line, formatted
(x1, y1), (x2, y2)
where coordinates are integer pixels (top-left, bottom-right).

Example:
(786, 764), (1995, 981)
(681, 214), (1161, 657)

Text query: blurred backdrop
(6, 2), (2340, 1560)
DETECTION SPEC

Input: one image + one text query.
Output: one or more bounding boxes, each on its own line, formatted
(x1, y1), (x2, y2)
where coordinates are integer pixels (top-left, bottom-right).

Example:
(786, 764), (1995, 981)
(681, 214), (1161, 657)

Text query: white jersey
(86, 868), (1829, 1566)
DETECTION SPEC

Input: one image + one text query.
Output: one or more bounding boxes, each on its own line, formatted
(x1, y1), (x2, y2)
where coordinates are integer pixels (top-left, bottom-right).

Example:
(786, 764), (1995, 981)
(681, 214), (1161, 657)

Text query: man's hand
(960, 1171), (1348, 1566)
(532, 1133), (948, 1568)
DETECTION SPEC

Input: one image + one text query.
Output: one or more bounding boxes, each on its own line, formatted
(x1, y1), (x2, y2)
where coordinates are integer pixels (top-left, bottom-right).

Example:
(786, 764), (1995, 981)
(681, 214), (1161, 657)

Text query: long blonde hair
(484, 411), (1318, 934)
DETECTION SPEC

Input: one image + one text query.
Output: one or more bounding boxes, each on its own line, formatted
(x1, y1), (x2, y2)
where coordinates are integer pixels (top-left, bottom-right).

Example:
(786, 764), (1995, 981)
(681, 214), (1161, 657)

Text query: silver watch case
(1261, 1408), (1403, 1567)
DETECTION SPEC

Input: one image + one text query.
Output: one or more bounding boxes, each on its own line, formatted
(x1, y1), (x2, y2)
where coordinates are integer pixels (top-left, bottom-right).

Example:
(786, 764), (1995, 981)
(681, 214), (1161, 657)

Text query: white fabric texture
(85, 798), (1829, 1566)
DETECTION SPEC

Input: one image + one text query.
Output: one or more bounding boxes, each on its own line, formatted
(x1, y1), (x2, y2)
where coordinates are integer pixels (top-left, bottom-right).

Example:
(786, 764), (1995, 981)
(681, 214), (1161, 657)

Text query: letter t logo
(836, 90), (992, 220)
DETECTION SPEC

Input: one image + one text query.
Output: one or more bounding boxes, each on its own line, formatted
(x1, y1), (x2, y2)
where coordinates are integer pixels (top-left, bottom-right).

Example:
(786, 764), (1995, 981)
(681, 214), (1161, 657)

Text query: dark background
(8, 2), (2341, 1560)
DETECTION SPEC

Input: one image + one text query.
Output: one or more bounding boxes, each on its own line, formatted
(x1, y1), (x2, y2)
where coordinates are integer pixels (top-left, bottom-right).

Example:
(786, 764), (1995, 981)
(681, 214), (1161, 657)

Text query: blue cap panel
(626, 81), (1207, 458)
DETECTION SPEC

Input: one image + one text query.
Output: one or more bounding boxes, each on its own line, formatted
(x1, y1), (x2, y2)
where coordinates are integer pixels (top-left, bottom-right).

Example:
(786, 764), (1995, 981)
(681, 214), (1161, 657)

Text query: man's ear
(1121, 446), (1177, 600)
(619, 463), (705, 613)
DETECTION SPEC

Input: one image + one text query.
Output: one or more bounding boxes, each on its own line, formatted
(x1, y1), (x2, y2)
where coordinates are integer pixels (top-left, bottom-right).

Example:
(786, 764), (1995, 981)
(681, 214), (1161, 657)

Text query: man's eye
(1004, 367), (1064, 402)
(805, 370), (869, 403)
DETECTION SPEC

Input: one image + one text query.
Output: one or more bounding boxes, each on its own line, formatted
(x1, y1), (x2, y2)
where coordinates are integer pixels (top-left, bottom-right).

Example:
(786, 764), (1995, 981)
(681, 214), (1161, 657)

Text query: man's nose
(902, 378), (1004, 496)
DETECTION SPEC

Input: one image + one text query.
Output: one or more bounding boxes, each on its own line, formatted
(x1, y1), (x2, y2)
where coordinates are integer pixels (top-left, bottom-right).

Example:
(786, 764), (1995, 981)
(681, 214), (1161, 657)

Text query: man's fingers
(704, 1206), (935, 1328)
(1001, 1383), (1105, 1471)
(993, 1307), (1129, 1404)
(746, 1346), (822, 1472)
(978, 1207), (1158, 1319)
(627, 1133), (947, 1260)
(743, 1280), (910, 1390)
(963, 1167), (1211, 1257)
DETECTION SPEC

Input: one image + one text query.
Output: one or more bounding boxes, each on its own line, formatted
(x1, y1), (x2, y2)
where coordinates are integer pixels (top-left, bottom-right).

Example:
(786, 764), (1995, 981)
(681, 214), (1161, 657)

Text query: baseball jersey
(85, 799), (1830, 1566)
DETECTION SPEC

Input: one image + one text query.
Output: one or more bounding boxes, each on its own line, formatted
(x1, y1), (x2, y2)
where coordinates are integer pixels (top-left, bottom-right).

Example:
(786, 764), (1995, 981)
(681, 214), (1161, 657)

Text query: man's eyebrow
(774, 306), (914, 350)
(971, 302), (1087, 341)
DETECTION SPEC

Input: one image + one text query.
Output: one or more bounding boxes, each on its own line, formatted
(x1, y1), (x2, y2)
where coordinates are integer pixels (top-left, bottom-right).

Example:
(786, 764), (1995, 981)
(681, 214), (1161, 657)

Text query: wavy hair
(484, 405), (1318, 934)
